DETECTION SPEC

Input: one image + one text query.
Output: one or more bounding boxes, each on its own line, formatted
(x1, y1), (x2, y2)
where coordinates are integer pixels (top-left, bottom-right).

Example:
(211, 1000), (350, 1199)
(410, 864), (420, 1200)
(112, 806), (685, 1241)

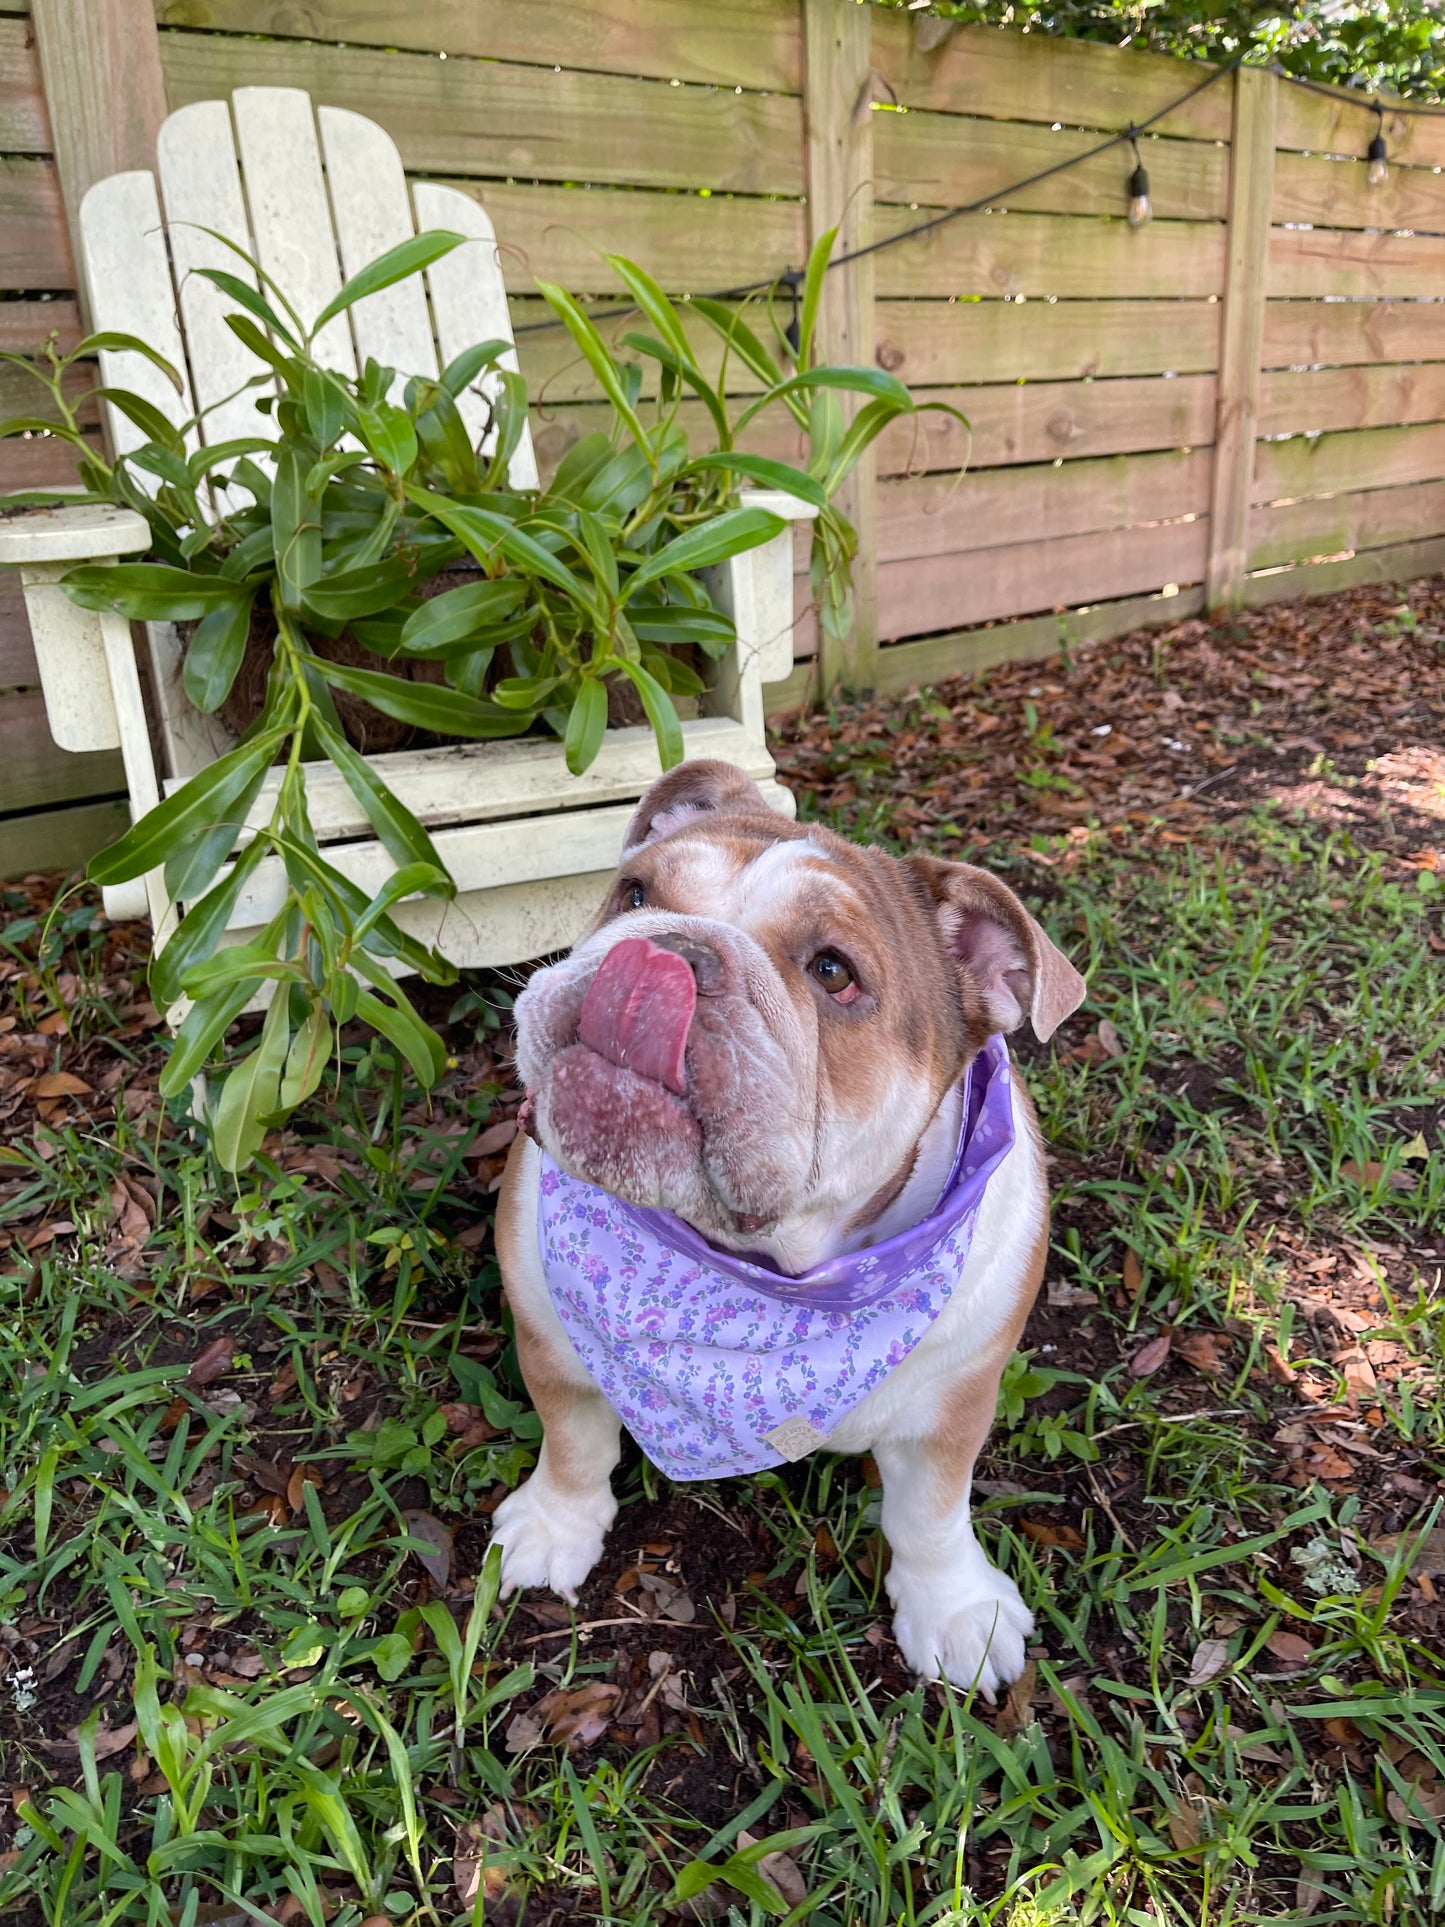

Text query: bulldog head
(514, 762), (1085, 1263)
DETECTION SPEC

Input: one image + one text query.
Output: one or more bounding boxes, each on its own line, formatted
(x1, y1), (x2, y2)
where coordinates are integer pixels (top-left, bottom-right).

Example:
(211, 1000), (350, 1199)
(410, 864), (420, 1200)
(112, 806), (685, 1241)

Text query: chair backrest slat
(414, 181), (538, 491)
(318, 104), (438, 390)
(156, 99), (274, 457)
(231, 87), (355, 376)
(79, 170), (197, 462)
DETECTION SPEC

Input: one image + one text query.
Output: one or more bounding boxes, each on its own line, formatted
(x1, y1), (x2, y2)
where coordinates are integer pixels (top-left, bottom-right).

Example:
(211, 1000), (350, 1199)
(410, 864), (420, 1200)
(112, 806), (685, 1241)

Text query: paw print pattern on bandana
(538, 1036), (1016, 1481)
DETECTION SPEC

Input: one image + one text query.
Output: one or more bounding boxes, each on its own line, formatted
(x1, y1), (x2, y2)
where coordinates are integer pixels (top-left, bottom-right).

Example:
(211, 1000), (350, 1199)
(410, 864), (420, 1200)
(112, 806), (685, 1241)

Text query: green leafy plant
(2, 226), (953, 1169)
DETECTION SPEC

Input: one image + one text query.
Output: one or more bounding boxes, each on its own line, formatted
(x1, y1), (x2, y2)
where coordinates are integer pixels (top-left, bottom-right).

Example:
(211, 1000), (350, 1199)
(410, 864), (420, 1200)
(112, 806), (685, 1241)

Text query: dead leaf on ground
(37, 1719), (137, 1758)
(1020, 1521), (1085, 1551)
(185, 1337), (234, 1388)
(33, 1071), (91, 1099)
(1164, 1796), (1202, 1853)
(1371, 1526), (1445, 1578)
(1185, 1637), (1230, 1687)
(1387, 1781), (1445, 1828)
(736, 1829), (809, 1908)
(400, 1509), (453, 1586)
(1129, 1332), (1172, 1376)
(1263, 1630), (1314, 1666)
(1046, 1280), (1098, 1308)
(469, 1117), (519, 1159)
(1175, 1331), (1229, 1375)
(531, 1682), (621, 1750)
(994, 1659), (1038, 1737)
(24, 1220), (74, 1249)
(1295, 1874), (1328, 1916)
(453, 1811), (514, 1911)
(1096, 1017), (1125, 1058)
(1122, 1248), (1144, 1298)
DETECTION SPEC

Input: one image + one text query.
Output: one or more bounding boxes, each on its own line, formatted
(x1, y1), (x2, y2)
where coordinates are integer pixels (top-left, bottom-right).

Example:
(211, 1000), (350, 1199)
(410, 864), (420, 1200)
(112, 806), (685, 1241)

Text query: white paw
(888, 1563), (1034, 1700)
(489, 1475), (616, 1604)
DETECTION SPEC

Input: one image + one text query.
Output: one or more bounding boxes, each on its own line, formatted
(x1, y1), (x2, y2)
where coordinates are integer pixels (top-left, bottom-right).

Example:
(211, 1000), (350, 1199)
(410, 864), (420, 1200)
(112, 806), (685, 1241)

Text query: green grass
(1, 794), (1442, 1926)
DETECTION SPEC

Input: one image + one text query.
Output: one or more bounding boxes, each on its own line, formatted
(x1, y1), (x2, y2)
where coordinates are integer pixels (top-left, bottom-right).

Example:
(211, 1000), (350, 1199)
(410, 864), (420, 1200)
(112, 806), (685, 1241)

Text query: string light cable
(509, 49), (1445, 343)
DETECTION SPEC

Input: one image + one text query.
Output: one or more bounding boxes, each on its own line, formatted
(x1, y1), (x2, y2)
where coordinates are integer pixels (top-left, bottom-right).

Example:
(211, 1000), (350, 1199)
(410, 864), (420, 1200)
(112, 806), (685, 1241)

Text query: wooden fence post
(30, 0), (170, 331)
(1205, 62), (1276, 611)
(802, 0), (878, 693)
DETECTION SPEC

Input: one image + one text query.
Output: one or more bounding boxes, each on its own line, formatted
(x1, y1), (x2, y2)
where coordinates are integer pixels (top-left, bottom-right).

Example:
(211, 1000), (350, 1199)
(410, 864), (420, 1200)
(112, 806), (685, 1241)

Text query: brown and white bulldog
(491, 760), (1085, 1696)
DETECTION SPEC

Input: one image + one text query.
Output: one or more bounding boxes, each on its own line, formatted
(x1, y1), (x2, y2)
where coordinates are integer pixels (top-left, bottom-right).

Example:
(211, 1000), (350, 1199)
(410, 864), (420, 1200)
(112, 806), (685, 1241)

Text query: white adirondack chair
(0, 87), (811, 969)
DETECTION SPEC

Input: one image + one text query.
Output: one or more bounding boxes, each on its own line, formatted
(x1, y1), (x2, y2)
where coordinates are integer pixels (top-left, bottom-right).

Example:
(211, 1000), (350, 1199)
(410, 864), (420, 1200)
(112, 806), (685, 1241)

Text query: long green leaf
(406, 486), (600, 614)
(280, 1002), (332, 1110)
(352, 863), (452, 944)
(158, 979), (256, 1097)
(62, 563), (244, 623)
(209, 987), (290, 1172)
(310, 230), (464, 337)
(94, 386), (184, 453)
(74, 332), (185, 390)
(315, 658), (532, 738)
(563, 675), (608, 777)
(535, 278), (654, 463)
(272, 445), (322, 610)
(150, 837), (270, 1010)
(354, 986), (446, 1087)
(192, 267), (302, 350)
(182, 587), (257, 713)
(621, 507), (783, 600)
(684, 451), (826, 509)
(733, 363), (913, 434)
(397, 577), (525, 653)
(87, 730), (284, 886)
(301, 558), (417, 622)
(617, 660), (684, 770)
(796, 223), (837, 370)
(438, 337), (514, 398)
(311, 717), (451, 878)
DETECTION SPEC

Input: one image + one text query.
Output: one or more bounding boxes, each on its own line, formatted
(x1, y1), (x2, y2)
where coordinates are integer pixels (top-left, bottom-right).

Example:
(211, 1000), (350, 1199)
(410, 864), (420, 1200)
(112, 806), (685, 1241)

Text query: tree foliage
(887, 2), (1445, 101)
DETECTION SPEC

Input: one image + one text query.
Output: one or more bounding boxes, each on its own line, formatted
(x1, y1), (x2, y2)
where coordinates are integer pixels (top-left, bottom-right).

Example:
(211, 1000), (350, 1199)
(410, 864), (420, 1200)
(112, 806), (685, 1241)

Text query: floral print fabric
(537, 1035), (1016, 1481)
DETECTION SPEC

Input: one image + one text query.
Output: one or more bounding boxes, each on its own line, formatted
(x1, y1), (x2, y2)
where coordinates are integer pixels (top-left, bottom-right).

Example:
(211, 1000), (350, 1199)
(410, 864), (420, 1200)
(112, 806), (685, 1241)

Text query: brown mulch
(773, 578), (1445, 869)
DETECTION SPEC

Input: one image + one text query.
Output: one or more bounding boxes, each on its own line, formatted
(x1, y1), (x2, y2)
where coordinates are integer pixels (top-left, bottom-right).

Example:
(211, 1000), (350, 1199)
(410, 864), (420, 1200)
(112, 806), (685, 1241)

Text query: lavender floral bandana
(537, 1035), (1016, 1481)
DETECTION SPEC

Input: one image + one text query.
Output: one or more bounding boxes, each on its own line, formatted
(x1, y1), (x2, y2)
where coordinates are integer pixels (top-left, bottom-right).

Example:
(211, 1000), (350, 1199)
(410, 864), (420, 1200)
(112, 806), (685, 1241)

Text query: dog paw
(889, 1564), (1034, 1700)
(489, 1476), (616, 1603)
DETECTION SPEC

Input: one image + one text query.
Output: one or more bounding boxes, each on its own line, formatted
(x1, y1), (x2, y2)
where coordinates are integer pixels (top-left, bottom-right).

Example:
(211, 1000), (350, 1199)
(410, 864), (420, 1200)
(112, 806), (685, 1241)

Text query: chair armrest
(0, 502), (150, 566)
(739, 487), (820, 524)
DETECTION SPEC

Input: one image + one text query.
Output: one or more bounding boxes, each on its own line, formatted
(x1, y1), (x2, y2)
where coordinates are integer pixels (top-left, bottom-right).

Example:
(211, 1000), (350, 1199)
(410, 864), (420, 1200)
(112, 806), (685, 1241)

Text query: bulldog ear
(907, 856), (1086, 1042)
(621, 759), (771, 855)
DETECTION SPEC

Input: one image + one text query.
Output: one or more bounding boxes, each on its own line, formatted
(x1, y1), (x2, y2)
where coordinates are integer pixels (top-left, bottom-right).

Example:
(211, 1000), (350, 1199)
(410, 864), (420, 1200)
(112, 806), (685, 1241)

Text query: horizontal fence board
(876, 514), (1208, 639)
(526, 372), (1216, 480)
(0, 294), (79, 353)
(1273, 150), (1445, 235)
(1270, 226), (1445, 300)
(440, 179), (803, 295)
(0, 429), (100, 489)
(1261, 297), (1445, 370)
(883, 372), (1215, 473)
(1274, 88), (1445, 176)
(0, 689), (124, 812)
(0, 354), (97, 423)
(1253, 421), (1445, 503)
(874, 207), (1226, 300)
(1241, 534), (1445, 609)
(160, 28), (804, 196)
(153, 0), (804, 94)
(766, 581), (1207, 712)
(1250, 478), (1445, 572)
(0, 15), (48, 152)
(0, 795), (129, 880)
(870, 18), (1231, 142)
(0, 155), (70, 288)
(0, 573), (35, 685)
(874, 297), (1220, 384)
(879, 446), (1211, 560)
(1259, 361), (1445, 438)
(874, 108), (1228, 223)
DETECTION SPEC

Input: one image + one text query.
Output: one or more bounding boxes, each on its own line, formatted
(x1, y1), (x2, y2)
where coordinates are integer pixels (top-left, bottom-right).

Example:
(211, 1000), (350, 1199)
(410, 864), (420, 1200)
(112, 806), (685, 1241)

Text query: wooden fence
(3, 0), (1445, 874)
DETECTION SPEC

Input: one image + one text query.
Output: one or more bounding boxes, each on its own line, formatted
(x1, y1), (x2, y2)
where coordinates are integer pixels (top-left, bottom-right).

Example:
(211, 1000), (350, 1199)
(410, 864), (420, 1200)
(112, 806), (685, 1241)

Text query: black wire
(512, 48), (1247, 339)
(1270, 63), (1445, 116)
(509, 45), (1444, 347)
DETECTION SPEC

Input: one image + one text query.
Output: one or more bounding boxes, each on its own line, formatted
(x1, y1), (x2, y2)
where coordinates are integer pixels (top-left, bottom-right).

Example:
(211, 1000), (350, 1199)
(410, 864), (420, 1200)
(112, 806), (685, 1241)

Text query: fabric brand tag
(762, 1416), (831, 1461)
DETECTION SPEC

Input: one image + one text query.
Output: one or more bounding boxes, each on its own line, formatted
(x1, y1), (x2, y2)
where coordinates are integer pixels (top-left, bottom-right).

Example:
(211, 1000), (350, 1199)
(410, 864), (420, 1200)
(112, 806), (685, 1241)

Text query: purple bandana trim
(537, 1034), (1015, 1481)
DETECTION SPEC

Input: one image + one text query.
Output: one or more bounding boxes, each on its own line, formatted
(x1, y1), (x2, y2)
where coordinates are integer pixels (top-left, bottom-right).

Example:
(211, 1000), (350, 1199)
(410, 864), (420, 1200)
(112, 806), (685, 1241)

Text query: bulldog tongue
(577, 937), (696, 1095)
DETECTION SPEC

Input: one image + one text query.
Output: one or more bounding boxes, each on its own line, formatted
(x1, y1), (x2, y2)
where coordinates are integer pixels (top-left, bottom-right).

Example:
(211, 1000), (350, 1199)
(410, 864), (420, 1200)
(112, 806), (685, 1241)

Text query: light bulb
(1367, 133), (1389, 187)
(1128, 162), (1152, 227)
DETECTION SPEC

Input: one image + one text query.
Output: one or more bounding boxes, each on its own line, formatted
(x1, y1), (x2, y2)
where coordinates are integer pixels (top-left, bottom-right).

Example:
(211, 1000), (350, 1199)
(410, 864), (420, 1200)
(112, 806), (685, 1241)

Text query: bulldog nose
(649, 934), (725, 993)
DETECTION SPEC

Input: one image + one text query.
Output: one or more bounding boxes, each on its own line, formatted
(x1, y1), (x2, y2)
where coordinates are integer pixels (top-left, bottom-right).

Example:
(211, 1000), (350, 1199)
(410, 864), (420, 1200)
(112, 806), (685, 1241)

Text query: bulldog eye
(809, 950), (860, 1003)
(623, 880), (647, 910)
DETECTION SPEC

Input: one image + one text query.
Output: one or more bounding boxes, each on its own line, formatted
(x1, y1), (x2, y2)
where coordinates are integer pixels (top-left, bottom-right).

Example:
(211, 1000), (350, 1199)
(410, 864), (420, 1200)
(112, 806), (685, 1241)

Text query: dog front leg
(489, 1316), (622, 1604)
(873, 1393), (1033, 1699)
